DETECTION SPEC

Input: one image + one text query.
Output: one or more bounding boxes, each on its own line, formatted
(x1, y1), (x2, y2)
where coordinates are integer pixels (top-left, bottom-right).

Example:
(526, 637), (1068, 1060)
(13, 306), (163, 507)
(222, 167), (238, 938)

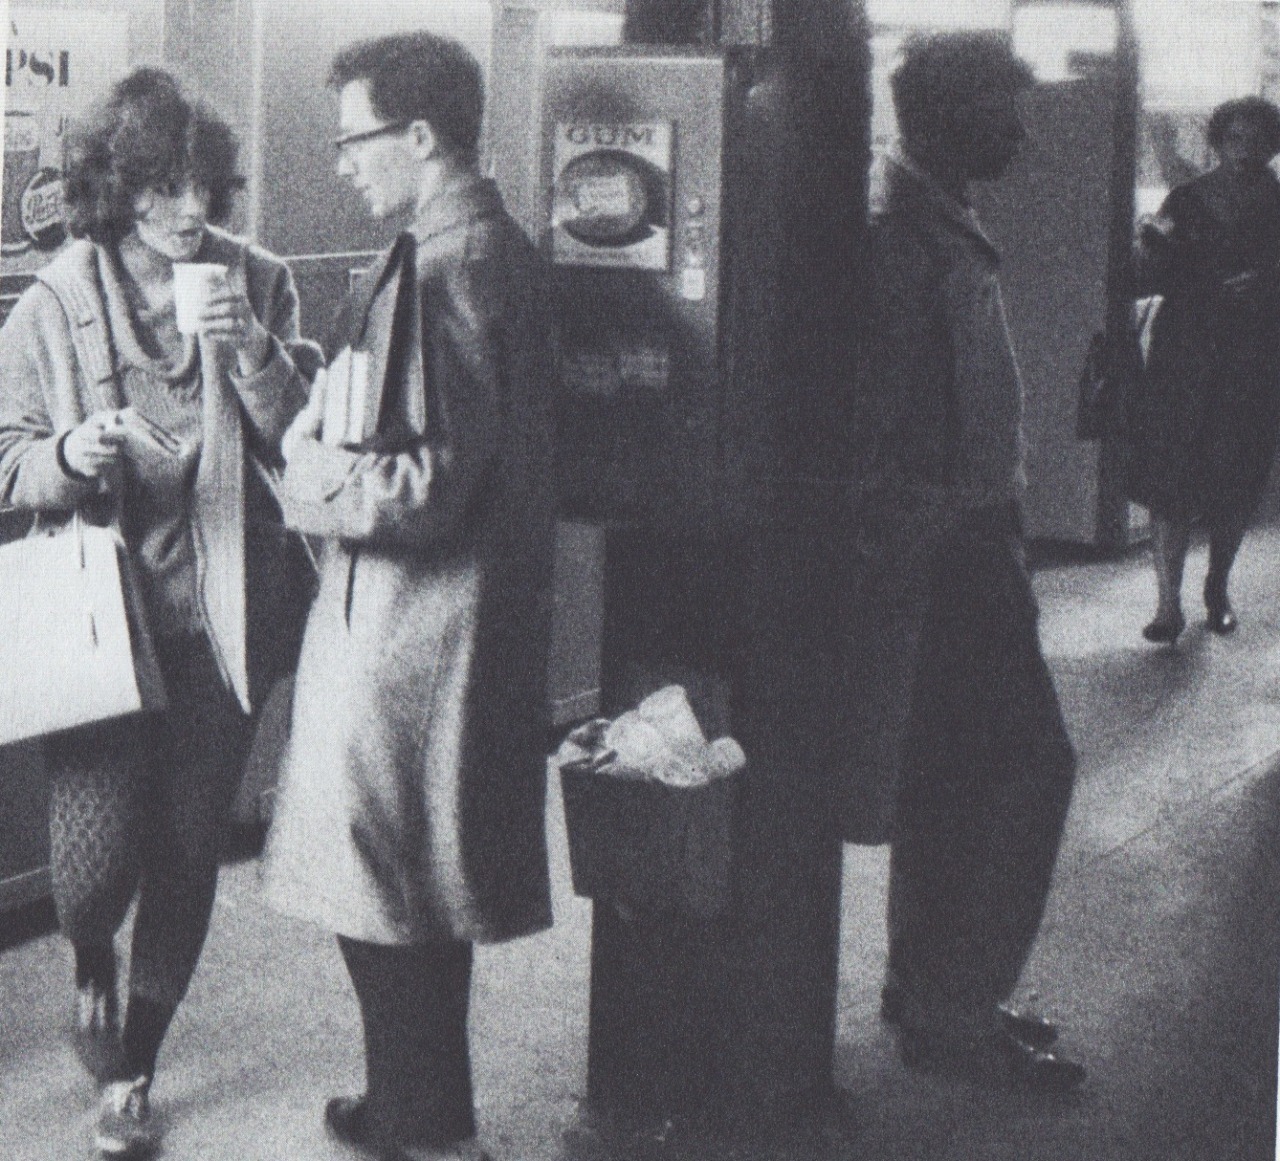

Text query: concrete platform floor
(3, 521), (1280, 1160)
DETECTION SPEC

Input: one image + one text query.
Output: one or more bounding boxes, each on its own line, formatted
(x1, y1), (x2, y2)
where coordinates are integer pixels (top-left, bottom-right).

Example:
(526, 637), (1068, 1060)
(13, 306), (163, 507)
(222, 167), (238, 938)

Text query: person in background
(842, 31), (1085, 1092)
(0, 68), (317, 1157)
(261, 31), (557, 1161)
(1126, 96), (1280, 643)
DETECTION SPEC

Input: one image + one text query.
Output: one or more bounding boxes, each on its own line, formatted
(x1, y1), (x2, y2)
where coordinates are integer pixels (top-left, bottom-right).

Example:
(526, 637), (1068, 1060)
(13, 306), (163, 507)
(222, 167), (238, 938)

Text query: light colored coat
(262, 177), (556, 945)
(0, 229), (317, 710)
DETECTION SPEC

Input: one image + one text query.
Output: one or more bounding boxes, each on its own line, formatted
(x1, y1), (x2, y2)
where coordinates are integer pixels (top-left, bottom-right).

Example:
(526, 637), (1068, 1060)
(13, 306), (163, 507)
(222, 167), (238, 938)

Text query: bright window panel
(867, 0), (1011, 30)
(1134, 0), (1262, 108)
(1014, 4), (1118, 82)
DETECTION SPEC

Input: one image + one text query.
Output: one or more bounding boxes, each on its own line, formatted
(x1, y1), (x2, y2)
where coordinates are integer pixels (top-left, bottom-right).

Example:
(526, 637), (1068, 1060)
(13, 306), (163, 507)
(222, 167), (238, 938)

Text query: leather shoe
(325, 1096), (493, 1161)
(325, 1095), (374, 1150)
(998, 1032), (1087, 1093)
(1142, 611), (1185, 644)
(1206, 603), (1238, 635)
(896, 1026), (1086, 1093)
(881, 985), (1058, 1050)
(995, 1002), (1059, 1050)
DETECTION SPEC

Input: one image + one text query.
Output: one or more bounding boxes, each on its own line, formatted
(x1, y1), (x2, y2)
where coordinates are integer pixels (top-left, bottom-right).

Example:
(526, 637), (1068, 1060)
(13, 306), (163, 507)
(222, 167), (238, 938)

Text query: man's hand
(282, 370), (327, 464)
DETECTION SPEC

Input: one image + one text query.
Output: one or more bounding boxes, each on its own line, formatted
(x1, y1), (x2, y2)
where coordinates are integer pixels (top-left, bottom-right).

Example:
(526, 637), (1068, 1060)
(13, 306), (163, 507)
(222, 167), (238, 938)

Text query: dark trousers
(338, 936), (477, 1150)
(886, 528), (1076, 1038)
(47, 634), (250, 1008)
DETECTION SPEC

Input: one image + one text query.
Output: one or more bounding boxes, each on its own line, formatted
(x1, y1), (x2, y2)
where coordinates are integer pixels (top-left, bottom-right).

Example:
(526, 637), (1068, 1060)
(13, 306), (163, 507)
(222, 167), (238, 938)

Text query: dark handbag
(1077, 297), (1160, 440)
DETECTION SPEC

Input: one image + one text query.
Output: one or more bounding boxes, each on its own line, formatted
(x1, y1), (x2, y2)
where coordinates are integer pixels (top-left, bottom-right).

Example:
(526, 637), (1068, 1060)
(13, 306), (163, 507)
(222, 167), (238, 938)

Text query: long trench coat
(262, 176), (557, 946)
(836, 160), (1073, 844)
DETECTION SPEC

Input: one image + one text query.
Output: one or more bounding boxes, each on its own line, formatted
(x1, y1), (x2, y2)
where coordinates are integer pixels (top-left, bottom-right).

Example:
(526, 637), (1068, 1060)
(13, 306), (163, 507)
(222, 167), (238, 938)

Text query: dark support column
(577, 0), (870, 1142)
(1097, 0), (1141, 550)
(585, 526), (851, 1129)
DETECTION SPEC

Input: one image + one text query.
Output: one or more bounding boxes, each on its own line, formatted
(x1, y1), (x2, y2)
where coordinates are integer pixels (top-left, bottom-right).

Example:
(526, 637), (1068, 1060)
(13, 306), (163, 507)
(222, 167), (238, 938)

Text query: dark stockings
(1149, 516), (1191, 624)
(1206, 516), (1248, 612)
(1148, 514), (1248, 626)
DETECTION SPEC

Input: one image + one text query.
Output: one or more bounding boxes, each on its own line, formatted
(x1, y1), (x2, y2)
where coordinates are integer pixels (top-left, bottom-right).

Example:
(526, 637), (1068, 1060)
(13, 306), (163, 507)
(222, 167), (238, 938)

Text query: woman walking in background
(1128, 96), (1280, 643)
(0, 69), (317, 1156)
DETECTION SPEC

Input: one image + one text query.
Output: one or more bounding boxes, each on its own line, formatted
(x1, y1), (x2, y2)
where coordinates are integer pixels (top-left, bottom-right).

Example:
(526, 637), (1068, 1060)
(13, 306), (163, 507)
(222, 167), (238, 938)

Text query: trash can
(560, 761), (738, 920)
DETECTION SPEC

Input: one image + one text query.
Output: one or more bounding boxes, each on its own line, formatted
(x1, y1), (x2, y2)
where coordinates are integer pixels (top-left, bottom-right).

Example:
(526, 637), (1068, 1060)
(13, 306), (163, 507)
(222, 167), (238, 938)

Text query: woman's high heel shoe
(1142, 610), (1186, 644)
(1204, 579), (1239, 635)
(1206, 602), (1238, 634)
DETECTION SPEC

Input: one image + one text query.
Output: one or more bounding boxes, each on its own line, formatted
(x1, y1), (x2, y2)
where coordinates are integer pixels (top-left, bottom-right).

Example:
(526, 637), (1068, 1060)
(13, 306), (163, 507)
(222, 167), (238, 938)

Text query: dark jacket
(1126, 165), (1280, 521)
(839, 158), (1068, 842)
(262, 175), (557, 945)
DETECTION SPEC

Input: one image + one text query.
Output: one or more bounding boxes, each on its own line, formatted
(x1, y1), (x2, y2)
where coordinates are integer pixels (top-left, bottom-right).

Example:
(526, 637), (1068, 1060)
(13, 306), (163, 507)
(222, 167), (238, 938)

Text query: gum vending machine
(538, 47), (782, 534)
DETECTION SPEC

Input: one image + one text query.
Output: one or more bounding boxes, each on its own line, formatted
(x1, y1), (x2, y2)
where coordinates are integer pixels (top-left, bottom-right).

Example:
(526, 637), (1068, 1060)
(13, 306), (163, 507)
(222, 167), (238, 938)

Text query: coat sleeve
(0, 284), (102, 513)
(228, 256), (324, 465)
(1132, 186), (1197, 299)
(277, 253), (504, 548)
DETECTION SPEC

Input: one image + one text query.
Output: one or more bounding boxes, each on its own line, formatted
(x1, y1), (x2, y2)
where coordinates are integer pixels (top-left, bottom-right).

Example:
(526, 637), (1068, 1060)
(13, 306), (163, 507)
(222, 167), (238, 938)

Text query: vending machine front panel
(541, 50), (734, 529)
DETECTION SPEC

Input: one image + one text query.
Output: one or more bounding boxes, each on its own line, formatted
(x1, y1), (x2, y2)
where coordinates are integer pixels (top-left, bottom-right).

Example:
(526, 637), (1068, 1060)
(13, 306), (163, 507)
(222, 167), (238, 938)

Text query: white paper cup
(172, 262), (228, 335)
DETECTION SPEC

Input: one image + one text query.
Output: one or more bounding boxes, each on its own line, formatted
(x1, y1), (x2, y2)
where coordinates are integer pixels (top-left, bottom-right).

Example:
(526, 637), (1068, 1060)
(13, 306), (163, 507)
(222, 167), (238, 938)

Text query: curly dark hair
(1206, 96), (1280, 160)
(891, 31), (1035, 146)
(63, 67), (246, 245)
(328, 32), (484, 162)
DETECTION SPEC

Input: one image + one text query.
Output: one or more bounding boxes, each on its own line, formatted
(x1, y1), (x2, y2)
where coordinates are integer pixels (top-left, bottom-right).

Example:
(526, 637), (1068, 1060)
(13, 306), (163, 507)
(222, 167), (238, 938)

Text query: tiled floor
(2, 522), (1279, 1160)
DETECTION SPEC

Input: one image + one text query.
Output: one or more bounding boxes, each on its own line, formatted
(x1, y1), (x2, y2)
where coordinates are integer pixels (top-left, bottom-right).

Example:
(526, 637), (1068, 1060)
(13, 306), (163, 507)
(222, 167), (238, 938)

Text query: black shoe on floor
(1206, 603), (1239, 634)
(997, 1032), (1087, 1093)
(994, 1002), (1059, 1050)
(1142, 611), (1185, 644)
(325, 1095), (374, 1150)
(880, 985), (1059, 1051)
(896, 1025), (1086, 1094)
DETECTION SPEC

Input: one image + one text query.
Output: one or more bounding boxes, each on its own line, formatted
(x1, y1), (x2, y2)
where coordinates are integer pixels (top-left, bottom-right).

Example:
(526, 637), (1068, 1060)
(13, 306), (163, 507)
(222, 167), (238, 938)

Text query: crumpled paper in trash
(555, 685), (745, 788)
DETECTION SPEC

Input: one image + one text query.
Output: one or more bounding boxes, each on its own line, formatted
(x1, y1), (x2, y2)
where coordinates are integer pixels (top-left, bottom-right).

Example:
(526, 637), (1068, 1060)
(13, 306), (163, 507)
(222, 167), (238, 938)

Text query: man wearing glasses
(262, 31), (557, 1161)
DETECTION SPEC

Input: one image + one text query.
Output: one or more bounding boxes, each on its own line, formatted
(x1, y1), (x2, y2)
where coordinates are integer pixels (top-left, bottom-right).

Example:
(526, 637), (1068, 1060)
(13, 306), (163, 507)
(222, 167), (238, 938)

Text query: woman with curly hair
(0, 68), (319, 1156)
(1128, 95), (1280, 643)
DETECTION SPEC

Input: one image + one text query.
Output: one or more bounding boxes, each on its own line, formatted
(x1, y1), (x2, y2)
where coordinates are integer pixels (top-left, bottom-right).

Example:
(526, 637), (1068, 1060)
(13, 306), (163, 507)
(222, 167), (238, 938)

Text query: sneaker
(95, 1076), (158, 1158)
(74, 980), (124, 1081)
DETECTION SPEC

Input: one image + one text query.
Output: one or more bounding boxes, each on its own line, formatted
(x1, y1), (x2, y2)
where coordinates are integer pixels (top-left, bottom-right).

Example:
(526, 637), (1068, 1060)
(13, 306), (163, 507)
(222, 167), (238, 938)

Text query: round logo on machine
(20, 167), (68, 252)
(555, 150), (669, 249)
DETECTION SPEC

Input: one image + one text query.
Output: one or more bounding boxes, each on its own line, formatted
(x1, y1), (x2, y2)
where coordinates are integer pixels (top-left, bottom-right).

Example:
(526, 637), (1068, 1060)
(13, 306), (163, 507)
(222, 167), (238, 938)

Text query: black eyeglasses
(333, 121), (411, 153)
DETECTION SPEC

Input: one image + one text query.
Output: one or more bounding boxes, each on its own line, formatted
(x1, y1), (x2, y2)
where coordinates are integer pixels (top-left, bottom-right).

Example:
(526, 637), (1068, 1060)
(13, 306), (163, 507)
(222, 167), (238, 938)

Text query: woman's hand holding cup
(173, 263), (272, 374)
(62, 410), (128, 479)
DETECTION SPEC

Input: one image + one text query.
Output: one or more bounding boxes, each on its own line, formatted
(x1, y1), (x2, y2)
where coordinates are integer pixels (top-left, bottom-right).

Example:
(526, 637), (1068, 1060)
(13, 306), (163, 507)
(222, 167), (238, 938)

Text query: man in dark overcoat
(842, 30), (1085, 1092)
(261, 30), (557, 1161)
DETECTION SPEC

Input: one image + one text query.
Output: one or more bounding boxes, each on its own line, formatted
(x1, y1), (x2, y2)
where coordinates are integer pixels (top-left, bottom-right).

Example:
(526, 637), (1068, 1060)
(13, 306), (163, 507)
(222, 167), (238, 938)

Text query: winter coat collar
(410, 172), (504, 244)
(884, 153), (1001, 266)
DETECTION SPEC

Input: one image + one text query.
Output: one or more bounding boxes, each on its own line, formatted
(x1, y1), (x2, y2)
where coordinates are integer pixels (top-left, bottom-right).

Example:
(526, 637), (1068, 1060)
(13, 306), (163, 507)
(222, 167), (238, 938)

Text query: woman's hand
(193, 279), (273, 375)
(282, 370), (327, 464)
(61, 410), (128, 479)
